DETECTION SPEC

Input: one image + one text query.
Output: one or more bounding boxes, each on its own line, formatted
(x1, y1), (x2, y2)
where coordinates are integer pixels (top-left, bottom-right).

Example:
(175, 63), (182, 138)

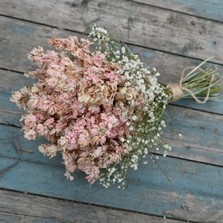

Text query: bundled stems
(167, 57), (222, 103)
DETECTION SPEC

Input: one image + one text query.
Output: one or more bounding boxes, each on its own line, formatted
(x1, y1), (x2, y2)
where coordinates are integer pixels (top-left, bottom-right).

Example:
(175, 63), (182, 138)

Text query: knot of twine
(168, 66), (215, 104)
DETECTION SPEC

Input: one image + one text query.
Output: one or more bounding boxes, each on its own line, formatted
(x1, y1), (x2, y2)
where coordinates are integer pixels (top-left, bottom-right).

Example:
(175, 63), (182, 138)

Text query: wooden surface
(1, 189), (183, 223)
(1, 0), (223, 63)
(132, 0), (223, 22)
(0, 0), (223, 222)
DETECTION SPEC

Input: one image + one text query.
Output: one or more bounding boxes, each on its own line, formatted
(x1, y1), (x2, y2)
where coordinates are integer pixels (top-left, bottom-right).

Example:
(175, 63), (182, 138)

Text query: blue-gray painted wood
(0, 214), (56, 223)
(0, 0), (223, 63)
(0, 156), (223, 222)
(0, 69), (222, 167)
(0, 124), (62, 166)
(1, 103), (223, 167)
(133, 0), (223, 22)
(2, 16), (223, 79)
(0, 69), (35, 127)
(163, 105), (223, 164)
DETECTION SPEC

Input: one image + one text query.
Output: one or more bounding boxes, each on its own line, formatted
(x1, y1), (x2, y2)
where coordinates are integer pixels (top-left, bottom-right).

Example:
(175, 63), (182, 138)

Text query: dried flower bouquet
(11, 25), (222, 188)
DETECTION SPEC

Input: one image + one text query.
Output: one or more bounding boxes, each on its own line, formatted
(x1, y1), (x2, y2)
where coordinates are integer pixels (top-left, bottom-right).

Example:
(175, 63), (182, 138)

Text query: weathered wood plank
(0, 213), (56, 223)
(0, 16), (75, 72)
(163, 105), (223, 165)
(1, 16), (223, 115)
(1, 104), (223, 171)
(0, 156), (223, 222)
(0, 0), (223, 63)
(0, 189), (182, 223)
(0, 124), (61, 166)
(0, 69), (35, 127)
(1, 68), (223, 166)
(2, 16), (223, 81)
(1, 99), (223, 167)
(132, 0), (223, 22)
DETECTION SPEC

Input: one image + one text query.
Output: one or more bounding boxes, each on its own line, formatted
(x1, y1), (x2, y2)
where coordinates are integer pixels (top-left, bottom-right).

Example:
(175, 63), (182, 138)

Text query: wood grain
(132, 0), (223, 22)
(0, 156), (223, 222)
(0, 189), (181, 223)
(0, 0), (223, 63)
(2, 16), (223, 81)
(163, 105), (223, 165)
(0, 69), (35, 127)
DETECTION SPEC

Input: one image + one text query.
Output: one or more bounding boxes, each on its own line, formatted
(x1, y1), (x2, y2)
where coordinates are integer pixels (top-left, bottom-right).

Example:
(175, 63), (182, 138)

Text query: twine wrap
(167, 83), (183, 101)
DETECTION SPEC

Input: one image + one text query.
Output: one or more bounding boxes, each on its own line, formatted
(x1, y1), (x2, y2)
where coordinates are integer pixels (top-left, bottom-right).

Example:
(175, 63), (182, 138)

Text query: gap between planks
(130, 0), (223, 24)
(0, 14), (222, 69)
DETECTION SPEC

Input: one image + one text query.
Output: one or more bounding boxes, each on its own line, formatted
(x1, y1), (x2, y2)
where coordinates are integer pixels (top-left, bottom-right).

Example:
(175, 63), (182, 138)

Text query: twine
(167, 83), (183, 101)
(168, 66), (215, 103)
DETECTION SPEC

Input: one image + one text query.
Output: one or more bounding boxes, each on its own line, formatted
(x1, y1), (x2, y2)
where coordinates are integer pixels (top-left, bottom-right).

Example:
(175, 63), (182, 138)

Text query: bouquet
(11, 25), (222, 188)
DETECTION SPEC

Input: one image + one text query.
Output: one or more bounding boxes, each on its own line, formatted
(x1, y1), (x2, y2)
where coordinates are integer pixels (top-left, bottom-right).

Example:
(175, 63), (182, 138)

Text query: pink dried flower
(24, 129), (37, 140)
(39, 144), (58, 159)
(11, 35), (140, 184)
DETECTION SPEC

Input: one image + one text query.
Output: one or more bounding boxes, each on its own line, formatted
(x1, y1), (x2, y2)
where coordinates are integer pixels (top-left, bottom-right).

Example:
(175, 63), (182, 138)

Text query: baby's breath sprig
(90, 25), (172, 187)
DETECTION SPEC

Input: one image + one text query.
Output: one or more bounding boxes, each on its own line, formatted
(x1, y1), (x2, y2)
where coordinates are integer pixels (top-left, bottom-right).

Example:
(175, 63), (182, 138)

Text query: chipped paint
(8, 21), (34, 34)
(143, 50), (155, 58)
